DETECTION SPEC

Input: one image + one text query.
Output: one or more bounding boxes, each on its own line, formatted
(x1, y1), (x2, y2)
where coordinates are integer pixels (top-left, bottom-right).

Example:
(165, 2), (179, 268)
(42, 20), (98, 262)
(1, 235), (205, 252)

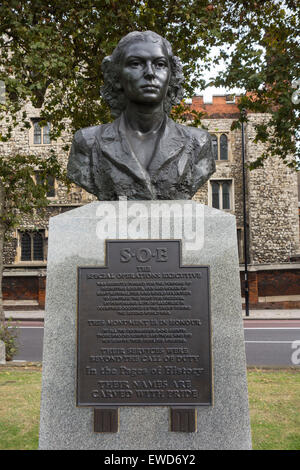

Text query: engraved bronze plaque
(77, 240), (212, 407)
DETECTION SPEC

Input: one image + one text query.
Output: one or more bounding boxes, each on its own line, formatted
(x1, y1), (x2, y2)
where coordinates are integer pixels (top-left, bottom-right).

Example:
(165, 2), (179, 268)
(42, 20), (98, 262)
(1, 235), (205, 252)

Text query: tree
(0, 152), (66, 320)
(212, 1), (300, 169)
(0, 1), (298, 164)
(0, 1), (299, 319)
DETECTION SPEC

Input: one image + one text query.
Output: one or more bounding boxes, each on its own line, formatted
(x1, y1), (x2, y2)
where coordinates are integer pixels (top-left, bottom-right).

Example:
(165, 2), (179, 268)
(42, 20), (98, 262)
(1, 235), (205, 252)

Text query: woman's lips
(141, 85), (159, 90)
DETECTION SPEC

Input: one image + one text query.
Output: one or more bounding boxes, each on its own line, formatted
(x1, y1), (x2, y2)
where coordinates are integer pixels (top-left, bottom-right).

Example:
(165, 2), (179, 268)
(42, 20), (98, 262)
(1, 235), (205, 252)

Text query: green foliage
(0, 319), (19, 361)
(0, 151), (68, 232)
(213, 1), (299, 169)
(0, 0), (299, 167)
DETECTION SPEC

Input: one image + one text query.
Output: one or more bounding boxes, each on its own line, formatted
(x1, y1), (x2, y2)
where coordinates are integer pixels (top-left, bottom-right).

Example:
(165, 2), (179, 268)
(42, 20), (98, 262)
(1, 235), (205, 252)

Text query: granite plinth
(0, 340), (5, 364)
(39, 201), (251, 450)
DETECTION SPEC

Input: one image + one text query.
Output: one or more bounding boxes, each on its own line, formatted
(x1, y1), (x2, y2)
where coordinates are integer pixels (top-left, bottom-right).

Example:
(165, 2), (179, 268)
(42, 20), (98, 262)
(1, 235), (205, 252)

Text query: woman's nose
(144, 61), (155, 78)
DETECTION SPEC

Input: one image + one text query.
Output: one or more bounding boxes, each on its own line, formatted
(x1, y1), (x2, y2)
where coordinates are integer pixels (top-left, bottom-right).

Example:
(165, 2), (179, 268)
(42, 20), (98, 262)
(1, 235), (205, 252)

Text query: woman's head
(101, 31), (184, 117)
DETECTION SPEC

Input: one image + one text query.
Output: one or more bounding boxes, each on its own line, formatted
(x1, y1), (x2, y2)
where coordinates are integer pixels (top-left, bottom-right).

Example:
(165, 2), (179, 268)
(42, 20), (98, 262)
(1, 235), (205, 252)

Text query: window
(32, 120), (51, 145)
(35, 172), (56, 197)
(220, 134), (228, 160)
(19, 230), (46, 262)
(225, 94), (235, 103)
(210, 133), (229, 161)
(211, 135), (218, 160)
(209, 180), (233, 210)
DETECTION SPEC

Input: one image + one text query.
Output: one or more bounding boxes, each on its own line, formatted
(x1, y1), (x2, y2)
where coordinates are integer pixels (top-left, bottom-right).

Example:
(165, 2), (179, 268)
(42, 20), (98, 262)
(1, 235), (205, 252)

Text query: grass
(0, 364), (42, 450)
(248, 368), (300, 450)
(0, 365), (299, 450)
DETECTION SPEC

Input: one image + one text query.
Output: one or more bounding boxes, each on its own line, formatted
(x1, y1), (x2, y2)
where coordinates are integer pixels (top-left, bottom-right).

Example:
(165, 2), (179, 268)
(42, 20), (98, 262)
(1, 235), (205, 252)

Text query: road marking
(244, 327), (300, 330)
(9, 326), (44, 329)
(245, 341), (296, 344)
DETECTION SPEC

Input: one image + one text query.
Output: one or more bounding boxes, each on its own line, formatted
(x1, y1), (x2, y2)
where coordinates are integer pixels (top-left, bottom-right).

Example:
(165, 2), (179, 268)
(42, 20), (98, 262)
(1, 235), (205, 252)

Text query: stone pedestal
(39, 200), (251, 450)
(0, 340), (5, 364)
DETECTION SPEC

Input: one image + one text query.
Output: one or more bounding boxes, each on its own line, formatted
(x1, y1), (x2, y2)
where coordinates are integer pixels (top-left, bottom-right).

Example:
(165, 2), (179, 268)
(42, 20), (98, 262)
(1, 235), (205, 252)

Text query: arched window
(210, 180), (232, 210)
(222, 181), (230, 209)
(21, 233), (31, 261)
(209, 133), (229, 161)
(33, 122), (42, 145)
(46, 175), (55, 197)
(220, 134), (228, 160)
(211, 182), (220, 209)
(35, 172), (56, 197)
(32, 120), (51, 145)
(33, 232), (44, 260)
(211, 135), (218, 160)
(20, 231), (46, 261)
(43, 123), (51, 144)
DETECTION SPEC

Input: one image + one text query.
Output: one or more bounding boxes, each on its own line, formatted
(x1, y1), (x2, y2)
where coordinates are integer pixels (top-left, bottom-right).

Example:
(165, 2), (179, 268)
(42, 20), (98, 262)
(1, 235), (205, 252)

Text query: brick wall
(3, 275), (39, 302)
(240, 266), (300, 309)
(191, 95), (241, 118)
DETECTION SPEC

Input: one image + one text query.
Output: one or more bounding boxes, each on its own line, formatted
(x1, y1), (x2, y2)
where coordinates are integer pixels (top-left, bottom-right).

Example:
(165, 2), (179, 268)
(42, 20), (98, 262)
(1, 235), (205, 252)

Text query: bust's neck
(124, 103), (165, 135)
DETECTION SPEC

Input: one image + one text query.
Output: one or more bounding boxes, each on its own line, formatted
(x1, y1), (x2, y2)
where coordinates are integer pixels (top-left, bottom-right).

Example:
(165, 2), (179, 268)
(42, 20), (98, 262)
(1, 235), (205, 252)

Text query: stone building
(1, 102), (95, 311)
(1, 96), (299, 310)
(192, 95), (300, 309)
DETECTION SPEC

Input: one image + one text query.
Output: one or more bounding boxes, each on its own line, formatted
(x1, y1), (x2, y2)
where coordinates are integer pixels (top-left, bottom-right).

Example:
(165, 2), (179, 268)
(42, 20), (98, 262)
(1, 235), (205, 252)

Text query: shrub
(0, 319), (19, 361)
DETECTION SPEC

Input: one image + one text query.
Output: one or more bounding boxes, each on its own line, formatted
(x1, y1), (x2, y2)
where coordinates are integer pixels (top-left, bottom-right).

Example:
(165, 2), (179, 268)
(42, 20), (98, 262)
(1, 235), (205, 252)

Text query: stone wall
(0, 102), (95, 206)
(245, 114), (299, 264)
(191, 107), (299, 266)
(3, 205), (80, 265)
(0, 102), (95, 266)
(194, 117), (244, 229)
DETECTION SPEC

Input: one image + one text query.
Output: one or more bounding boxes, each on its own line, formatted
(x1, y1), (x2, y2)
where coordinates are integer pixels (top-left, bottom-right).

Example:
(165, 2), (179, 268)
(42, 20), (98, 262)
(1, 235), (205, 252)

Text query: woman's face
(118, 39), (170, 106)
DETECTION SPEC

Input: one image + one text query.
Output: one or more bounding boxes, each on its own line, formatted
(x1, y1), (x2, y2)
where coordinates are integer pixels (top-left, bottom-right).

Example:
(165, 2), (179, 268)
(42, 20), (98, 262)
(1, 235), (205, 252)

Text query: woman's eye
(156, 61), (167, 68)
(129, 61), (141, 67)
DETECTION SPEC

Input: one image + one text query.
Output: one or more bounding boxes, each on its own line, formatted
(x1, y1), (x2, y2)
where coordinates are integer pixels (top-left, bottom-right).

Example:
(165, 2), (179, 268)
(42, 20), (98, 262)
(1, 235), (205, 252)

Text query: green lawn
(0, 365), (299, 450)
(0, 364), (42, 450)
(248, 368), (300, 450)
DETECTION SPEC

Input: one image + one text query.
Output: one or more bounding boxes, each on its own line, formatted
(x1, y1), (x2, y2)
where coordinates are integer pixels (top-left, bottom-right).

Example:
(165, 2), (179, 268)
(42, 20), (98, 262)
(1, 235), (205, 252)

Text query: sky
(198, 86), (245, 103)
(190, 46), (245, 103)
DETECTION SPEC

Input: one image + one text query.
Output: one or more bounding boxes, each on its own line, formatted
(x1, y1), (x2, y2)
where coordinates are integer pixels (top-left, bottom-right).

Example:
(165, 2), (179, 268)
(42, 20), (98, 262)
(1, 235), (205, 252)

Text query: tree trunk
(0, 178), (5, 322)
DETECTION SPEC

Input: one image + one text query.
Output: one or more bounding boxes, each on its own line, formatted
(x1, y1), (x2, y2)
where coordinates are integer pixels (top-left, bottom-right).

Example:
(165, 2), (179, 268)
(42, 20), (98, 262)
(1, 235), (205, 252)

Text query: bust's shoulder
(72, 125), (101, 150)
(72, 120), (119, 149)
(185, 125), (211, 141)
(168, 118), (211, 145)
(180, 123), (211, 144)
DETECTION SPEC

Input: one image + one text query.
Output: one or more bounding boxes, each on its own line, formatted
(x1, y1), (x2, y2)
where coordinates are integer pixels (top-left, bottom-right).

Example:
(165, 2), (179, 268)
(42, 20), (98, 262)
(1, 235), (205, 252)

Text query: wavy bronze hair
(101, 31), (184, 118)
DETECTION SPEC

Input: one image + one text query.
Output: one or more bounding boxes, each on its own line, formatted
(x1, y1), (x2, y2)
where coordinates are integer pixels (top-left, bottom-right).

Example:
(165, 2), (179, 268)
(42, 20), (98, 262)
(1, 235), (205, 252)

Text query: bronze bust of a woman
(67, 31), (215, 200)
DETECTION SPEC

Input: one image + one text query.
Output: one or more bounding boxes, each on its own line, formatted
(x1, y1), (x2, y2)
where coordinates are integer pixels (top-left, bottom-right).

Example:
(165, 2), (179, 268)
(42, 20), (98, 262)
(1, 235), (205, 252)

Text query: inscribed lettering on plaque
(77, 240), (212, 406)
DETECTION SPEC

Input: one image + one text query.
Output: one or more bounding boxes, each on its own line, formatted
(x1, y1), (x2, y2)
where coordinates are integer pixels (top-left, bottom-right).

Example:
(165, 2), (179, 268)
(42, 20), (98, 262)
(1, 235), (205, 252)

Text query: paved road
(13, 324), (44, 362)
(11, 320), (300, 366)
(244, 320), (300, 366)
